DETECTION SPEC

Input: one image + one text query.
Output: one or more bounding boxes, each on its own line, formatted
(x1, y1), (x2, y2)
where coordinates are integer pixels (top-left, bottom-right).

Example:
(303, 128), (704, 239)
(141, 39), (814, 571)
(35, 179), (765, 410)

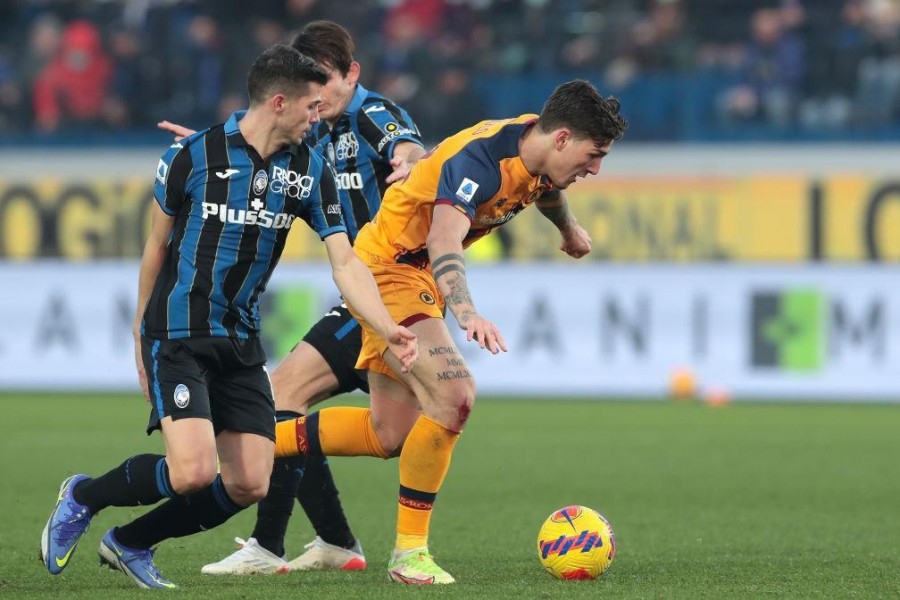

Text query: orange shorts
(347, 256), (445, 381)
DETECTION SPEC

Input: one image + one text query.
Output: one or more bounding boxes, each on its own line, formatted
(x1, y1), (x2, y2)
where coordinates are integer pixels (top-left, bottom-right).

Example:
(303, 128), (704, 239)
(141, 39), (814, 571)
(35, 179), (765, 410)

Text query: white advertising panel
(1, 262), (897, 400)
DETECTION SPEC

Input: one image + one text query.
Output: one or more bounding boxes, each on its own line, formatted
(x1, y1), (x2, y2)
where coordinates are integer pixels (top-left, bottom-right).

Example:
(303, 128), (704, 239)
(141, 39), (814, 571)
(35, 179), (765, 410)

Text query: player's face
(316, 64), (356, 124)
(279, 83), (323, 142)
(550, 136), (612, 189)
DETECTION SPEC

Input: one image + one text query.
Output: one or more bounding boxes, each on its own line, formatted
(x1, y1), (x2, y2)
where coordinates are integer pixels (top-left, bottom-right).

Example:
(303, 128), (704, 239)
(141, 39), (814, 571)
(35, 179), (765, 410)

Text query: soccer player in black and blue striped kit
(39, 44), (417, 589)
(162, 21), (427, 575)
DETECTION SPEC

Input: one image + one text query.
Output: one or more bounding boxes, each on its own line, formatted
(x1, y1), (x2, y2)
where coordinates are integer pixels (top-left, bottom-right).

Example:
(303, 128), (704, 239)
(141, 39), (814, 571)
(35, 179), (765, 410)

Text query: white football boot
(200, 537), (287, 575)
(279, 536), (367, 572)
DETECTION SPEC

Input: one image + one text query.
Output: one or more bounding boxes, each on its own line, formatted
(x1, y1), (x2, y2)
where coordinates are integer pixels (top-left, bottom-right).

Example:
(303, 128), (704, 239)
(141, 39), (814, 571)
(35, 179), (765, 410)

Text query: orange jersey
(353, 115), (554, 267)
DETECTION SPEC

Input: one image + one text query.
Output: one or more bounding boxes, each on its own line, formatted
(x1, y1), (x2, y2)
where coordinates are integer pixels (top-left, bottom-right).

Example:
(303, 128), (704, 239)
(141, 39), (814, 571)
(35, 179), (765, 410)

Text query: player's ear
(271, 93), (286, 114)
(554, 129), (570, 151)
(347, 61), (361, 85)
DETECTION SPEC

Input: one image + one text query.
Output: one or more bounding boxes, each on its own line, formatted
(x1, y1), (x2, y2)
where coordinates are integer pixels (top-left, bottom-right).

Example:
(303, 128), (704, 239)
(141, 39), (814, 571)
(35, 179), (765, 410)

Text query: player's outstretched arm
(157, 120), (197, 142)
(385, 141), (427, 184)
(427, 204), (507, 354)
(323, 233), (418, 373)
(133, 203), (175, 401)
(536, 189), (592, 259)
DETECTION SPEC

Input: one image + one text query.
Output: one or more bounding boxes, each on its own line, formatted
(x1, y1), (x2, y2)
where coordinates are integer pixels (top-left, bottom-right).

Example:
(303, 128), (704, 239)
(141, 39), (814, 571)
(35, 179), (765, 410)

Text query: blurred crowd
(1, 0), (900, 141)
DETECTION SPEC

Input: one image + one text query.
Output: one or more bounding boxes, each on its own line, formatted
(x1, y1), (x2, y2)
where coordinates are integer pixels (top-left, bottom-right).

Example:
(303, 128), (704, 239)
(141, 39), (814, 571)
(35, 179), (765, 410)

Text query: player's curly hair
(290, 20), (355, 76)
(247, 44), (328, 105)
(538, 80), (628, 143)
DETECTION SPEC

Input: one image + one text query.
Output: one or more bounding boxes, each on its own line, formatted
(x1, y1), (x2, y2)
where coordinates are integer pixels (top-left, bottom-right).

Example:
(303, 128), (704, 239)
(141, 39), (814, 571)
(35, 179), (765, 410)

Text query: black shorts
(301, 303), (370, 395)
(141, 336), (275, 441)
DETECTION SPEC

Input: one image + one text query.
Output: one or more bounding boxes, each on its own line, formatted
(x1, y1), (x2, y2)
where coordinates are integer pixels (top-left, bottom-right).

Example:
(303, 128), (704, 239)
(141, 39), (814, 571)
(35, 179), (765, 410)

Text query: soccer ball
(536, 505), (616, 580)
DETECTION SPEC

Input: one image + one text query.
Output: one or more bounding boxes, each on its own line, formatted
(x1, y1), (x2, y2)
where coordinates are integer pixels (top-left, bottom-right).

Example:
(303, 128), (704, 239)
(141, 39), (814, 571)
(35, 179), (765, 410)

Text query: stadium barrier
(1, 147), (899, 262)
(1, 262), (896, 400)
(2, 174), (899, 262)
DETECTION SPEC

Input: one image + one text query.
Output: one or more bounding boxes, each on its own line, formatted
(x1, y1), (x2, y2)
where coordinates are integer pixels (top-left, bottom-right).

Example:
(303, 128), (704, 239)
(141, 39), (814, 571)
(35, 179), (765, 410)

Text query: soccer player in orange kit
(274, 78), (627, 584)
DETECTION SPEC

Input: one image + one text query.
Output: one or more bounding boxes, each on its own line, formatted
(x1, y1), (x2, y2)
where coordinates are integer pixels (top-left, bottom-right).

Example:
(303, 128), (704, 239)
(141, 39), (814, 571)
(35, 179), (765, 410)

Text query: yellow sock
(317, 407), (390, 458)
(395, 415), (460, 551)
(274, 418), (302, 458)
(273, 408), (389, 459)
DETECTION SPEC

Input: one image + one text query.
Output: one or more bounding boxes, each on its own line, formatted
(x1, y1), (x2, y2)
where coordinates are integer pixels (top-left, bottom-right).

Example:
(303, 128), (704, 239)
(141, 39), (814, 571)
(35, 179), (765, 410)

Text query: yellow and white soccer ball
(536, 505), (616, 580)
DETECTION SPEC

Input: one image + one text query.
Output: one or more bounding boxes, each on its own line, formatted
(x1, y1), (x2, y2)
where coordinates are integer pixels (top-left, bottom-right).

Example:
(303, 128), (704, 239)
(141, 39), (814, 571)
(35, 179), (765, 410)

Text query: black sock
(251, 410), (305, 557)
(72, 454), (174, 515)
(297, 454), (355, 549)
(114, 475), (244, 549)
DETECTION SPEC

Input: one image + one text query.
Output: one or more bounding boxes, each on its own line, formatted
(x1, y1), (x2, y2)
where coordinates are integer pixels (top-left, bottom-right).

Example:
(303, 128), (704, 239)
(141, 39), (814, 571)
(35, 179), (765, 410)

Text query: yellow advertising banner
(0, 179), (329, 261)
(499, 175), (900, 262)
(1, 176), (898, 261)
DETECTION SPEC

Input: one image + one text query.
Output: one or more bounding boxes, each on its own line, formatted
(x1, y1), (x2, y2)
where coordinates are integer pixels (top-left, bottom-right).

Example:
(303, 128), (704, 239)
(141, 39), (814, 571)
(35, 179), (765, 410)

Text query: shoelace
(126, 547), (168, 581)
(55, 508), (90, 547)
(408, 551), (445, 573)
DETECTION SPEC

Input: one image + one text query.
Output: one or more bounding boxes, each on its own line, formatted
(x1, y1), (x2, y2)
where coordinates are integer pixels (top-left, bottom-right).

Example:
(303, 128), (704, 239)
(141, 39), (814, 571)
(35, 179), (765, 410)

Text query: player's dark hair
(289, 20), (355, 76)
(537, 80), (628, 143)
(247, 44), (328, 106)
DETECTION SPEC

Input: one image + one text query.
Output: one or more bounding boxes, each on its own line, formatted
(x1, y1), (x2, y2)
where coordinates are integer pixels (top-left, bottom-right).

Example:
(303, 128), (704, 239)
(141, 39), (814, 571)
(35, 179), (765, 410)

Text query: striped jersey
(354, 115), (553, 268)
(308, 83), (422, 242)
(144, 110), (346, 340)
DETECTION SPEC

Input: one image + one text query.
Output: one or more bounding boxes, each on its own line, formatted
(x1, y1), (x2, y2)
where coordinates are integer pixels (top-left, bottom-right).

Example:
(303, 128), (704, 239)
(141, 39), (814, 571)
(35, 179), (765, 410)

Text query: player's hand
(157, 120), (196, 142)
(560, 223), (591, 259)
(386, 325), (418, 373)
(463, 314), (508, 354)
(134, 339), (150, 403)
(385, 155), (412, 184)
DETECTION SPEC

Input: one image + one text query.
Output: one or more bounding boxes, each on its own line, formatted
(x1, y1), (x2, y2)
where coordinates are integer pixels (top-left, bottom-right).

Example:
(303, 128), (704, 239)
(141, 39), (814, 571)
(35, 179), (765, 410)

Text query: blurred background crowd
(1, 0), (900, 143)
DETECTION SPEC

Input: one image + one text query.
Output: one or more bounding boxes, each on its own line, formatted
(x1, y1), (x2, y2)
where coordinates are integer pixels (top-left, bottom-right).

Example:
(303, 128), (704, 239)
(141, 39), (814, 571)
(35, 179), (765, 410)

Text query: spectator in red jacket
(33, 20), (112, 132)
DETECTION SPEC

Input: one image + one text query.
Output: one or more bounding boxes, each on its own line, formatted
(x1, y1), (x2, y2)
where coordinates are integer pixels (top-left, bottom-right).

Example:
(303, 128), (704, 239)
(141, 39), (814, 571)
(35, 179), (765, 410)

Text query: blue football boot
(98, 528), (177, 589)
(40, 474), (92, 574)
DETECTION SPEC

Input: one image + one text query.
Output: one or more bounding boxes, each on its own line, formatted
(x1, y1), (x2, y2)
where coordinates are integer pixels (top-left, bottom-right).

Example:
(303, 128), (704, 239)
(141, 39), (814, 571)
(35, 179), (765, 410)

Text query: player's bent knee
(169, 463), (218, 495)
(380, 436), (405, 458)
(430, 381), (476, 431)
(375, 427), (408, 458)
(384, 440), (404, 458)
(453, 395), (475, 430)
(224, 479), (269, 507)
(439, 398), (474, 432)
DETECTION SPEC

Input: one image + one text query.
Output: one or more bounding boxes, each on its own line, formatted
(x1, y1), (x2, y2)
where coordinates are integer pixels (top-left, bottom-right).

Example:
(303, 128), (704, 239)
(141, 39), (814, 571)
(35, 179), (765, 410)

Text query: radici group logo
(750, 289), (825, 372)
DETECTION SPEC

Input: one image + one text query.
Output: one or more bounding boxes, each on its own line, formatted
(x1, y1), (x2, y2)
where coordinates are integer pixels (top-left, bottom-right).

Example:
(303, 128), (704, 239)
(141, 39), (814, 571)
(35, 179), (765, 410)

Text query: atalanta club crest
(173, 384), (191, 408)
(252, 170), (268, 196)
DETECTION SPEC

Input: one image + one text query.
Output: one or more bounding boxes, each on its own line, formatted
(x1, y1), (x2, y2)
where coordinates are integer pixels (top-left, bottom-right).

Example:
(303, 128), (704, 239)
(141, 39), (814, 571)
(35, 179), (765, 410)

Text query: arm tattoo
(538, 200), (574, 231)
(433, 262), (465, 282)
(540, 189), (562, 204)
(432, 254), (474, 324)
(431, 253), (465, 271)
(444, 273), (474, 310)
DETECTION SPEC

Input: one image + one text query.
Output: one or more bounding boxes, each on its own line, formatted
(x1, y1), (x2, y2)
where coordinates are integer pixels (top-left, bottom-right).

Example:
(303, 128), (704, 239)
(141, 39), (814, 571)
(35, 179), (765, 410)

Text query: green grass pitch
(2, 393), (899, 599)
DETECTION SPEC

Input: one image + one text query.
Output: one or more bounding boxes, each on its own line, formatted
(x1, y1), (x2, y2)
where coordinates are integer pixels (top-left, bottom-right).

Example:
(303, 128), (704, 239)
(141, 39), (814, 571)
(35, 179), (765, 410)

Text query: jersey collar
(344, 83), (369, 116)
(225, 110), (247, 145)
(517, 116), (552, 186)
(224, 110), (302, 156)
